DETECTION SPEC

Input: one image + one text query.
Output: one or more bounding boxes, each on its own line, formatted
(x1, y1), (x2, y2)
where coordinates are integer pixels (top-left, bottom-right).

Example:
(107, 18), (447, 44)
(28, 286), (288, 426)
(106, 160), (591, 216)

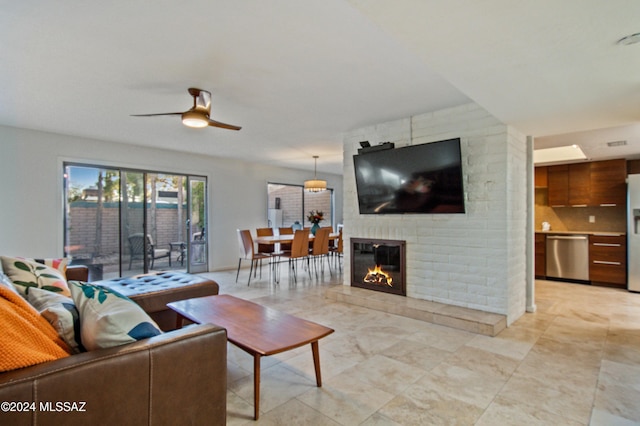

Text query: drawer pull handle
(600, 204), (617, 207)
(593, 243), (621, 247)
(548, 235), (588, 241)
(571, 204), (587, 207)
(593, 260), (621, 265)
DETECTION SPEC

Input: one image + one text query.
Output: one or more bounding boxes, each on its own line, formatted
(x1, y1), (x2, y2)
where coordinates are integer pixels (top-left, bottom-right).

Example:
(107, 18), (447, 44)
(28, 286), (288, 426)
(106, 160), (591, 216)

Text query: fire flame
(363, 265), (393, 287)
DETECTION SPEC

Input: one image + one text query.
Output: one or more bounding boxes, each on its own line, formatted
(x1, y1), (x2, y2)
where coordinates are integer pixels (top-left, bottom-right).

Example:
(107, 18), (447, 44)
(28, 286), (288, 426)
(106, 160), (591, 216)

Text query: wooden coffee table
(167, 294), (334, 420)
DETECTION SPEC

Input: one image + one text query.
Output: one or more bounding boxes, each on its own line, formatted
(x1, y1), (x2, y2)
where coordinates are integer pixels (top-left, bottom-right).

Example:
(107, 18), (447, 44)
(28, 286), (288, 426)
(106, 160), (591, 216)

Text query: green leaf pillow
(0, 256), (71, 298)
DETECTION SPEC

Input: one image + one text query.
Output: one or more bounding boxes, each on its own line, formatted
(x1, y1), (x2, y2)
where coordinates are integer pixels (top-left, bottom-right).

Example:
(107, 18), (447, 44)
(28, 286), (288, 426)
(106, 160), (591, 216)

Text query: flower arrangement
(307, 210), (324, 225)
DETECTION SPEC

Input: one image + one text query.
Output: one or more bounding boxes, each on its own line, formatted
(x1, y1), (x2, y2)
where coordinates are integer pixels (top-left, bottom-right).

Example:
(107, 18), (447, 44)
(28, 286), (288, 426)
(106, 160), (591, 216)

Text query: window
(303, 189), (333, 228)
(267, 183), (333, 229)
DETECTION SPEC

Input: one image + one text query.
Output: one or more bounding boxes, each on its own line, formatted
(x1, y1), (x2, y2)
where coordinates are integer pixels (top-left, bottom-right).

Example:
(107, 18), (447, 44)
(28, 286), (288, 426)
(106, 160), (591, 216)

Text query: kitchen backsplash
(535, 188), (626, 232)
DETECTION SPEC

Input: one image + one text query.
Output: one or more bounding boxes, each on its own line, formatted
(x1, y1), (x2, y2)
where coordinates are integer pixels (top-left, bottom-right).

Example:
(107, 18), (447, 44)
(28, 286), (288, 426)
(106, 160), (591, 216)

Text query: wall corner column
(526, 135), (537, 313)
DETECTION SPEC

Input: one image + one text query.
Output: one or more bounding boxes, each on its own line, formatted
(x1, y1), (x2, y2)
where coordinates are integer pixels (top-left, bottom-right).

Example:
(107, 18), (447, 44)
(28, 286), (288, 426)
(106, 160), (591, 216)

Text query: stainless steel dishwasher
(546, 234), (589, 281)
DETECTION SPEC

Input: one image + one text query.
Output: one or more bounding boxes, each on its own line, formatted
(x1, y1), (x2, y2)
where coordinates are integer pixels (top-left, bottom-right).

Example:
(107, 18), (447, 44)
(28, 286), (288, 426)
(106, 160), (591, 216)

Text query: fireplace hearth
(351, 238), (406, 296)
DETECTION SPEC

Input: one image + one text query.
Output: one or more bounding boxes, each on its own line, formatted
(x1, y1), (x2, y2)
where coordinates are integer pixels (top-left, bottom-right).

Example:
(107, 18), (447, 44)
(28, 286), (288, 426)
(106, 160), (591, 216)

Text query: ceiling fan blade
(130, 112), (184, 117)
(207, 118), (241, 131)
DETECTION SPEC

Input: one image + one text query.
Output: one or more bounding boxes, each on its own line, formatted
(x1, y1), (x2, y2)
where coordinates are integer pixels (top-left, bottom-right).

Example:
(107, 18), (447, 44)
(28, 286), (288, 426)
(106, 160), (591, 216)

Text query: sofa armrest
(0, 324), (227, 425)
(65, 265), (89, 282)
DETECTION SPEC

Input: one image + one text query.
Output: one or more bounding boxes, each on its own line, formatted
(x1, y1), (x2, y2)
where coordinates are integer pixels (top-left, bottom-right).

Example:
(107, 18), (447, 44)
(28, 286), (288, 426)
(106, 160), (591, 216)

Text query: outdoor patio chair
(127, 233), (171, 269)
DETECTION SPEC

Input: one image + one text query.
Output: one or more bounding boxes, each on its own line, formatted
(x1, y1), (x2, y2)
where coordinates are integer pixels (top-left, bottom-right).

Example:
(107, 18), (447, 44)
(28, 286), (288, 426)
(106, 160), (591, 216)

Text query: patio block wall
(268, 186), (303, 227)
(67, 202), (183, 258)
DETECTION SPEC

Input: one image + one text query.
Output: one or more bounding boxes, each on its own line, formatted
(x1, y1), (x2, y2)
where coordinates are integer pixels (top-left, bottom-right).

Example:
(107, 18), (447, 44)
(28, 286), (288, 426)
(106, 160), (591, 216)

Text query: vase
(311, 223), (320, 235)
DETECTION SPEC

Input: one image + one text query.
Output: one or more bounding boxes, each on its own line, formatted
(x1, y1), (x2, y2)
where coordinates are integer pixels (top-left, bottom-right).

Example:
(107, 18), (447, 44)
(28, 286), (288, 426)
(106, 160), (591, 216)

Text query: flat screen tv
(353, 138), (465, 214)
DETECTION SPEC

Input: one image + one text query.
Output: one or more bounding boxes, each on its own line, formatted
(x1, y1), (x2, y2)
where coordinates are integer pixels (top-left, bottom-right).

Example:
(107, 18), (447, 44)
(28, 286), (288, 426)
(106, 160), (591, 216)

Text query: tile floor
(200, 264), (640, 425)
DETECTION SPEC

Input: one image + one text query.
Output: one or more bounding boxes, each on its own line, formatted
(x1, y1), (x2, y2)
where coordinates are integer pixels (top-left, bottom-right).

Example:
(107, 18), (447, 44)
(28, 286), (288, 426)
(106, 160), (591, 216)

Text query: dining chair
(256, 227), (275, 255)
(278, 227), (294, 252)
(309, 227), (332, 276)
(277, 229), (310, 282)
(236, 229), (271, 285)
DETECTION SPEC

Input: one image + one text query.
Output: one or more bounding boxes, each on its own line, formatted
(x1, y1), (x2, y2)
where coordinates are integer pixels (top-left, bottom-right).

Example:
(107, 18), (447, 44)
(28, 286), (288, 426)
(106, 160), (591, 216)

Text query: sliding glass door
(64, 163), (208, 279)
(187, 176), (207, 273)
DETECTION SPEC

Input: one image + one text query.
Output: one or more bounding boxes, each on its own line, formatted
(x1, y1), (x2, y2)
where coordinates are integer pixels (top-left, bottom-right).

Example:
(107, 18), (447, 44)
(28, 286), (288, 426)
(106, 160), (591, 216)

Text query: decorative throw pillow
(27, 288), (84, 354)
(0, 285), (71, 372)
(0, 272), (19, 295)
(0, 256), (71, 298)
(68, 281), (162, 351)
(24, 258), (69, 274)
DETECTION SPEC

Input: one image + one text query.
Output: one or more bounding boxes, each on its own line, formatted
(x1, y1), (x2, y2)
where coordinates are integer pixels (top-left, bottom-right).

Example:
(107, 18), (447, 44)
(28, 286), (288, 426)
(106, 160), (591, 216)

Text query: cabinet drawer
(589, 245), (626, 263)
(590, 263), (626, 286)
(589, 236), (625, 263)
(590, 235), (625, 245)
(589, 235), (626, 287)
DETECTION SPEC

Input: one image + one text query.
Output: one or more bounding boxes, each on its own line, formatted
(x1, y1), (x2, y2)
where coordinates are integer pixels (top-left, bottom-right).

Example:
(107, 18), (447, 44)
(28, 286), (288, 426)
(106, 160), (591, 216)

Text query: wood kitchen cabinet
(544, 159), (626, 207)
(590, 159), (627, 206)
(547, 163), (590, 207)
(568, 162), (590, 206)
(589, 235), (626, 288)
(535, 233), (546, 278)
(547, 165), (569, 207)
(535, 166), (548, 188)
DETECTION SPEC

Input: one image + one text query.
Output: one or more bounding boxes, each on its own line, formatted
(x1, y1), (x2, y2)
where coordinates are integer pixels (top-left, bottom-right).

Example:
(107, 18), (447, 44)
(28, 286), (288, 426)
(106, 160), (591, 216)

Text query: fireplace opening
(351, 238), (406, 296)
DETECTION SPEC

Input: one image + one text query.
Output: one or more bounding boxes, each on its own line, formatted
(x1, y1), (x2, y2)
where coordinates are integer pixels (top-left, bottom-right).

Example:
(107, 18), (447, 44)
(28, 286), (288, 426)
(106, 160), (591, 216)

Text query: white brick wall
(343, 102), (527, 324)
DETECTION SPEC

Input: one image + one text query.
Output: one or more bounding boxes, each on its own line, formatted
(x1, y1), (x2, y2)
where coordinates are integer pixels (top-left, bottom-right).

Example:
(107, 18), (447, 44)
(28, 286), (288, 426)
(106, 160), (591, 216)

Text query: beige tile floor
(201, 264), (640, 425)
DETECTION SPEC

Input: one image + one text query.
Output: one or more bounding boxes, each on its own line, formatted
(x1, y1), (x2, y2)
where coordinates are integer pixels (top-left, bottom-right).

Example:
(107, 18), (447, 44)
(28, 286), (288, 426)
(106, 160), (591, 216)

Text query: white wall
(0, 125), (343, 271)
(343, 103), (526, 324)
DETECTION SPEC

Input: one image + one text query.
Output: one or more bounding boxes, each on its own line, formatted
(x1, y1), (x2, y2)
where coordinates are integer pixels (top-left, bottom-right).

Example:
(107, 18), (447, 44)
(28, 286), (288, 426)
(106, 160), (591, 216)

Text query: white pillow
(28, 287), (84, 353)
(68, 281), (162, 351)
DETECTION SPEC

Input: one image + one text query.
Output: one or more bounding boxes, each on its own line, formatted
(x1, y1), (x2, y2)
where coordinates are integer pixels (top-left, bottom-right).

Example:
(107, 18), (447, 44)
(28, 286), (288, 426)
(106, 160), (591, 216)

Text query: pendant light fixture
(304, 155), (327, 192)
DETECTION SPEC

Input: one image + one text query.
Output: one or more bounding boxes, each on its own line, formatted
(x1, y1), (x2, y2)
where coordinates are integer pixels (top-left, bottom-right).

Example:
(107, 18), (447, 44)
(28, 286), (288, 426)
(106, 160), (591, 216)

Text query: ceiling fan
(131, 88), (241, 131)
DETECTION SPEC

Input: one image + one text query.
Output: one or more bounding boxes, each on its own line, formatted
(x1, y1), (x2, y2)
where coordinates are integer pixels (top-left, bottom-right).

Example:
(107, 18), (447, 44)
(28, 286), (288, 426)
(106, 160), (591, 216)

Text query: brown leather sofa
(0, 267), (227, 425)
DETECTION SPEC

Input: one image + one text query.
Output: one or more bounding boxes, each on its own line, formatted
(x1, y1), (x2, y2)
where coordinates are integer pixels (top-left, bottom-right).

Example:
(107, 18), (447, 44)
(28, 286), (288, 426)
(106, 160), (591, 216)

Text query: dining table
(254, 232), (339, 245)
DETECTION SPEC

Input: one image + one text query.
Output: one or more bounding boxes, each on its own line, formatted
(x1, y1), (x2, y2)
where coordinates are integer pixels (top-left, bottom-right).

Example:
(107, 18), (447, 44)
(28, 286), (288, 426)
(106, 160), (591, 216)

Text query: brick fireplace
(351, 238), (406, 296)
(341, 102), (529, 327)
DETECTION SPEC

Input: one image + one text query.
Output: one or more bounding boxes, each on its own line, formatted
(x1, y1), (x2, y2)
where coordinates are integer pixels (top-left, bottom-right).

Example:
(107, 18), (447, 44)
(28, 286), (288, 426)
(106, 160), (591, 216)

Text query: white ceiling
(2, 0), (639, 174)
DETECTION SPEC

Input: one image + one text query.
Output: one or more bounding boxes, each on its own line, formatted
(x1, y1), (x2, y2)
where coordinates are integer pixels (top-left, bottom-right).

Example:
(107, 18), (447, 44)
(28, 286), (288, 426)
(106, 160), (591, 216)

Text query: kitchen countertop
(535, 230), (626, 236)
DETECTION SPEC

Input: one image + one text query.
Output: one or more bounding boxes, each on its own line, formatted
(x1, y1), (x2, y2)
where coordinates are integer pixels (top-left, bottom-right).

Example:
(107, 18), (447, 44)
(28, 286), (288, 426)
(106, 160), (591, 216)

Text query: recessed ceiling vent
(607, 140), (627, 147)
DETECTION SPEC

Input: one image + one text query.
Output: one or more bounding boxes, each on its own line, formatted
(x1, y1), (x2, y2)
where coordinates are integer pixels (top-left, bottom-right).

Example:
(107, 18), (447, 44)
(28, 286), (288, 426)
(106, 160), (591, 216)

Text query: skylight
(533, 145), (587, 164)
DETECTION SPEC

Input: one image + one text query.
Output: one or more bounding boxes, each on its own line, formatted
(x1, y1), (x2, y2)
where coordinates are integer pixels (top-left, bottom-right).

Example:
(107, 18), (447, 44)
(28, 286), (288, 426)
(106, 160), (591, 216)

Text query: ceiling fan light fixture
(304, 155), (327, 192)
(132, 88), (240, 130)
(181, 111), (208, 128)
